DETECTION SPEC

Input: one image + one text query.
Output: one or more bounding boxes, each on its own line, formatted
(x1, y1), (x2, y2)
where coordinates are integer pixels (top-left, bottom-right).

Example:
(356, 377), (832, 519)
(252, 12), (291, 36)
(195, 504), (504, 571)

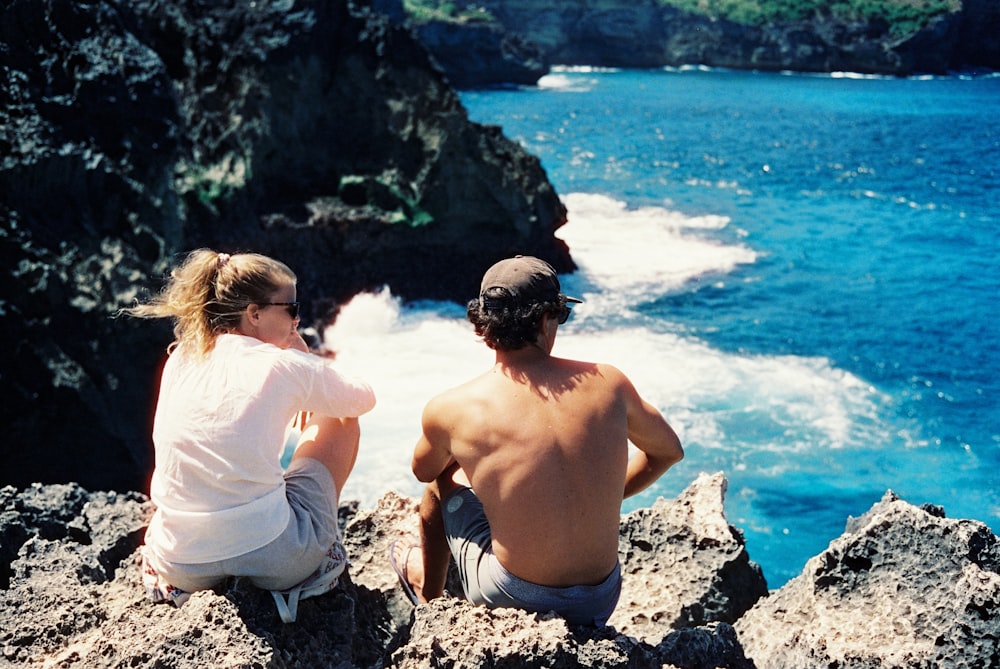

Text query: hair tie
(217, 253), (231, 269)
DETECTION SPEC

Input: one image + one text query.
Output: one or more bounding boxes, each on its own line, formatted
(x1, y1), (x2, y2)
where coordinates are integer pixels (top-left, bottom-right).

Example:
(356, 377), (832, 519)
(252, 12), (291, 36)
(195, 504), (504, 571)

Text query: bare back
(411, 261), (682, 603)
(423, 356), (632, 587)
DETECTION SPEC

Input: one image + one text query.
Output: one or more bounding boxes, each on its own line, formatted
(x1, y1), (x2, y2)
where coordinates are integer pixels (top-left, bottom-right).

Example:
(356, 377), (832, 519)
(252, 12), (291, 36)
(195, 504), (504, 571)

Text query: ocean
(316, 67), (1000, 588)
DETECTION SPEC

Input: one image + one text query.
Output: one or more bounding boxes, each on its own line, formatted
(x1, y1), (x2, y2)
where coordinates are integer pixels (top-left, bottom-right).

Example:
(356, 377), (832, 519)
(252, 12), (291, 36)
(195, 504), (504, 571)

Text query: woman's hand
(286, 331), (311, 353)
(291, 409), (313, 432)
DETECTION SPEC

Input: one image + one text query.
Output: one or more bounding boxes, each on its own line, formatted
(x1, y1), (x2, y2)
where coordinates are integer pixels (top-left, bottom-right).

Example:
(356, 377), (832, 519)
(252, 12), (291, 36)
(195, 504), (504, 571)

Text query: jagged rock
(413, 18), (548, 89)
(342, 490), (425, 629)
(657, 623), (754, 669)
(610, 472), (768, 640)
(2, 474), (761, 668)
(0, 0), (571, 493)
(736, 490), (1000, 668)
(6, 476), (997, 667)
(0, 483), (393, 668)
(376, 0), (547, 88)
(386, 599), (657, 668)
(387, 602), (755, 668)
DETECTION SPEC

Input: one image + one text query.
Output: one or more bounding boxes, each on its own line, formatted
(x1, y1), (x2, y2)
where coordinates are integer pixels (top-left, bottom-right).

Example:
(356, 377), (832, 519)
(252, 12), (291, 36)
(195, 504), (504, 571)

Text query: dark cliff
(412, 18), (548, 89)
(0, 0), (572, 493)
(434, 0), (1000, 77)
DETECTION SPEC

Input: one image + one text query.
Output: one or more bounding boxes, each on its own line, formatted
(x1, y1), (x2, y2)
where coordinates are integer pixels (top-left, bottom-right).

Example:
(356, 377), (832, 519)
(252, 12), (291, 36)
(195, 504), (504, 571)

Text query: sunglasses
(260, 302), (300, 319)
(557, 304), (572, 324)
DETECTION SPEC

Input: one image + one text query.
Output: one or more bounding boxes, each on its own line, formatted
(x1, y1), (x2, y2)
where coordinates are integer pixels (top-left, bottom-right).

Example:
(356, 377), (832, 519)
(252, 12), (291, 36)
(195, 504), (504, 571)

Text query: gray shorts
(442, 486), (622, 626)
(148, 457), (340, 592)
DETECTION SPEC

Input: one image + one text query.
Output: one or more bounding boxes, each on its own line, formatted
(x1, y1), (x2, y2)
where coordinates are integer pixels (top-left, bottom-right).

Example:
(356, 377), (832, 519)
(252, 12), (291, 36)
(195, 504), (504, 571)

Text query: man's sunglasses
(557, 304), (572, 324)
(260, 302), (300, 319)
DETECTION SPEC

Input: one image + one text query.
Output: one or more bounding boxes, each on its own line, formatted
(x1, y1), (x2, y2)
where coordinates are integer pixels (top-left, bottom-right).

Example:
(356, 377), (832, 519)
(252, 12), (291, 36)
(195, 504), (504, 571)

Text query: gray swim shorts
(148, 457), (340, 593)
(442, 486), (622, 626)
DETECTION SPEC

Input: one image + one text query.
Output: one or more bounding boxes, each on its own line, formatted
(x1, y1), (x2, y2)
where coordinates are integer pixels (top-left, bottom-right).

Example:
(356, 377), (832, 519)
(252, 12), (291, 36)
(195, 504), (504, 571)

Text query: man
(391, 256), (683, 626)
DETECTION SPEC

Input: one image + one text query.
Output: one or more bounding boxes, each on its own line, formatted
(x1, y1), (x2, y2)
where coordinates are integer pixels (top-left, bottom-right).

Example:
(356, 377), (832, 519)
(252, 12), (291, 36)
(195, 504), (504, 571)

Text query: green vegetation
(176, 155), (249, 213)
(403, 0), (958, 36)
(660, 0), (960, 36)
(402, 0), (495, 24)
(337, 174), (434, 227)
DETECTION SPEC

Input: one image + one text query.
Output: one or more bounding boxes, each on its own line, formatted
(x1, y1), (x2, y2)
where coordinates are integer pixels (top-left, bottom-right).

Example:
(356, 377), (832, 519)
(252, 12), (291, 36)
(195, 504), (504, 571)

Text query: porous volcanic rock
(4, 476), (998, 668)
(610, 472), (768, 640)
(736, 490), (1000, 668)
(1, 474), (761, 668)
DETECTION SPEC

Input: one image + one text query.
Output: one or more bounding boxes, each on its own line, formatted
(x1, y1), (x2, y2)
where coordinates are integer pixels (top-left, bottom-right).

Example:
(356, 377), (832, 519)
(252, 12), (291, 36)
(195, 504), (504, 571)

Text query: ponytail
(126, 249), (296, 357)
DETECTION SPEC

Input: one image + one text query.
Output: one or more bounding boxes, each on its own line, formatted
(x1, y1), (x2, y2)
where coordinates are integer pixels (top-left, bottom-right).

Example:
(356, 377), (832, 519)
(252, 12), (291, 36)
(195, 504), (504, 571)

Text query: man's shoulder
(424, 373), (491, 410)
(556, 357), (627, 383)
(421, 377), (498, 435)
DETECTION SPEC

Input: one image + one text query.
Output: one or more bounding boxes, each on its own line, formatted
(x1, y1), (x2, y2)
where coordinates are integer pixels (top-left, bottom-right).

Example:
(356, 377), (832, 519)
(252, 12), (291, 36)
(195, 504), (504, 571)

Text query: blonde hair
(127, 248), (297, 357)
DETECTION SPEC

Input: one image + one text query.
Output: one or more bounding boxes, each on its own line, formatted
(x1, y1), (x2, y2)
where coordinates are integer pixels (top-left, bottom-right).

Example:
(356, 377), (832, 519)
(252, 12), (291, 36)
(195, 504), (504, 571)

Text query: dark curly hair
(466, 288), (571, 351)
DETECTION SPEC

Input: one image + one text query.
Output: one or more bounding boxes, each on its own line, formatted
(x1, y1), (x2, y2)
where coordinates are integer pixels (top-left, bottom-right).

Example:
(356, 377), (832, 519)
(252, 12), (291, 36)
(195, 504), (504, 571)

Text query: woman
(128, 249), (375, 621)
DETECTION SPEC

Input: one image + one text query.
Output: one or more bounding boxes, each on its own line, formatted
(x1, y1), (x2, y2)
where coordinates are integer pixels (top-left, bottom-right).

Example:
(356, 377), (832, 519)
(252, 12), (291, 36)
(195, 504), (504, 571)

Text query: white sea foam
(829, 71), (893, 80)
(537, 73), (601, 92)
(662, 64), (717, 74)
(319, 292), (488, 500)
(556, 192), (757, 312)
(550, 65), (621, 74)
(318, 195), (889, 510)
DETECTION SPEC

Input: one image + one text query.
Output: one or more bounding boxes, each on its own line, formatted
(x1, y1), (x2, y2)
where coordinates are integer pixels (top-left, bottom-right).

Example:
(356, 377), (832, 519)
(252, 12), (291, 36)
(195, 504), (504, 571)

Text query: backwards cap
(479, 255), (582, 310)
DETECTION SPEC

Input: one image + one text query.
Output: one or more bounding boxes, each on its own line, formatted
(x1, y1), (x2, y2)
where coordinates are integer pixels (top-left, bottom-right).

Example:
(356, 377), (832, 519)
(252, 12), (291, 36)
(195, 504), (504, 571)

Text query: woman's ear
(245, 303), (261, 324)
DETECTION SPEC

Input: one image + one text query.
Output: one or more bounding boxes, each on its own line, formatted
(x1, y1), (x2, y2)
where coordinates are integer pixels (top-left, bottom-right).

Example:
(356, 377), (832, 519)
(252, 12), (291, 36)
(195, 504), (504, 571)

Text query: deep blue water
(454, 68), (1000, 587)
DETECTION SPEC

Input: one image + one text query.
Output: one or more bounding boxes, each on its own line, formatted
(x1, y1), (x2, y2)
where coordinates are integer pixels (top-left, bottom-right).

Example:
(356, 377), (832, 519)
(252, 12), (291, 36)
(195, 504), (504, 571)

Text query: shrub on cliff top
(404, 0), (495, 24)
(660, 0), (961, 35)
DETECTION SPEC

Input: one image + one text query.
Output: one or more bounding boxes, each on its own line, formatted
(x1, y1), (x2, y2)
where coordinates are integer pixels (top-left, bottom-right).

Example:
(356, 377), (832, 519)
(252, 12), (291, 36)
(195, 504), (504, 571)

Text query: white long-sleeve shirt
(145, 334), (375, 564)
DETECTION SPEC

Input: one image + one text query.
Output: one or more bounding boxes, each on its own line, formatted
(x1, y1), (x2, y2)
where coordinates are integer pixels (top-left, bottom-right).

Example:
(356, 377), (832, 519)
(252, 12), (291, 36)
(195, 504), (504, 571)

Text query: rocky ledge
(2, 472), (998, 668)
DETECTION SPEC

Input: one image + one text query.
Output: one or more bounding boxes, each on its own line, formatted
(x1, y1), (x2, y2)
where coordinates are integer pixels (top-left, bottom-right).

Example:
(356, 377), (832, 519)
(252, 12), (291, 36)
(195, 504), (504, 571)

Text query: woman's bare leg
(292, 415), (360, 495)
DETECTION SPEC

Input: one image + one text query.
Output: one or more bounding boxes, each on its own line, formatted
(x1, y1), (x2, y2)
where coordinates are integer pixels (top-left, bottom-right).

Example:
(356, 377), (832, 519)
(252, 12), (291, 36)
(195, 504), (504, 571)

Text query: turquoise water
(322, 68), (998, 589)
(457, 68), (1000, 586)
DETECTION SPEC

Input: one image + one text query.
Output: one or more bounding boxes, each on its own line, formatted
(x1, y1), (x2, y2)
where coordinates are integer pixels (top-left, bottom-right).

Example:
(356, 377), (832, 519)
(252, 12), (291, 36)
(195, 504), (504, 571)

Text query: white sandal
(270, 539), (348, 623)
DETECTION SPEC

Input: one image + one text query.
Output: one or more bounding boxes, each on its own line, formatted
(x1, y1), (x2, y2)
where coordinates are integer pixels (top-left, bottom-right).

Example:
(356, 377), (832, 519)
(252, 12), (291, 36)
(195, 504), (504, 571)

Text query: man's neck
(495, 340), (550, 369)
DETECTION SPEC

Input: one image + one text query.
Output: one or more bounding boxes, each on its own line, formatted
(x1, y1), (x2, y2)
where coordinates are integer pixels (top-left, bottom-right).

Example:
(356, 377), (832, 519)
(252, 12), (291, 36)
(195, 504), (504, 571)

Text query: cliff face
(412, 19), (549, 89)
(464, 0), (999, 75)
(2, 474), (997, 668)
(0, 0), (571, 492)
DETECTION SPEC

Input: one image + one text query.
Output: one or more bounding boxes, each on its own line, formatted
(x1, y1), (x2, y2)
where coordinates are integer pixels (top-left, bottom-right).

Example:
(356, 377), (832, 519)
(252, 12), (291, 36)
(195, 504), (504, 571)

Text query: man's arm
(619, 373), (684, 499)
(411, 396), (457, 483)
